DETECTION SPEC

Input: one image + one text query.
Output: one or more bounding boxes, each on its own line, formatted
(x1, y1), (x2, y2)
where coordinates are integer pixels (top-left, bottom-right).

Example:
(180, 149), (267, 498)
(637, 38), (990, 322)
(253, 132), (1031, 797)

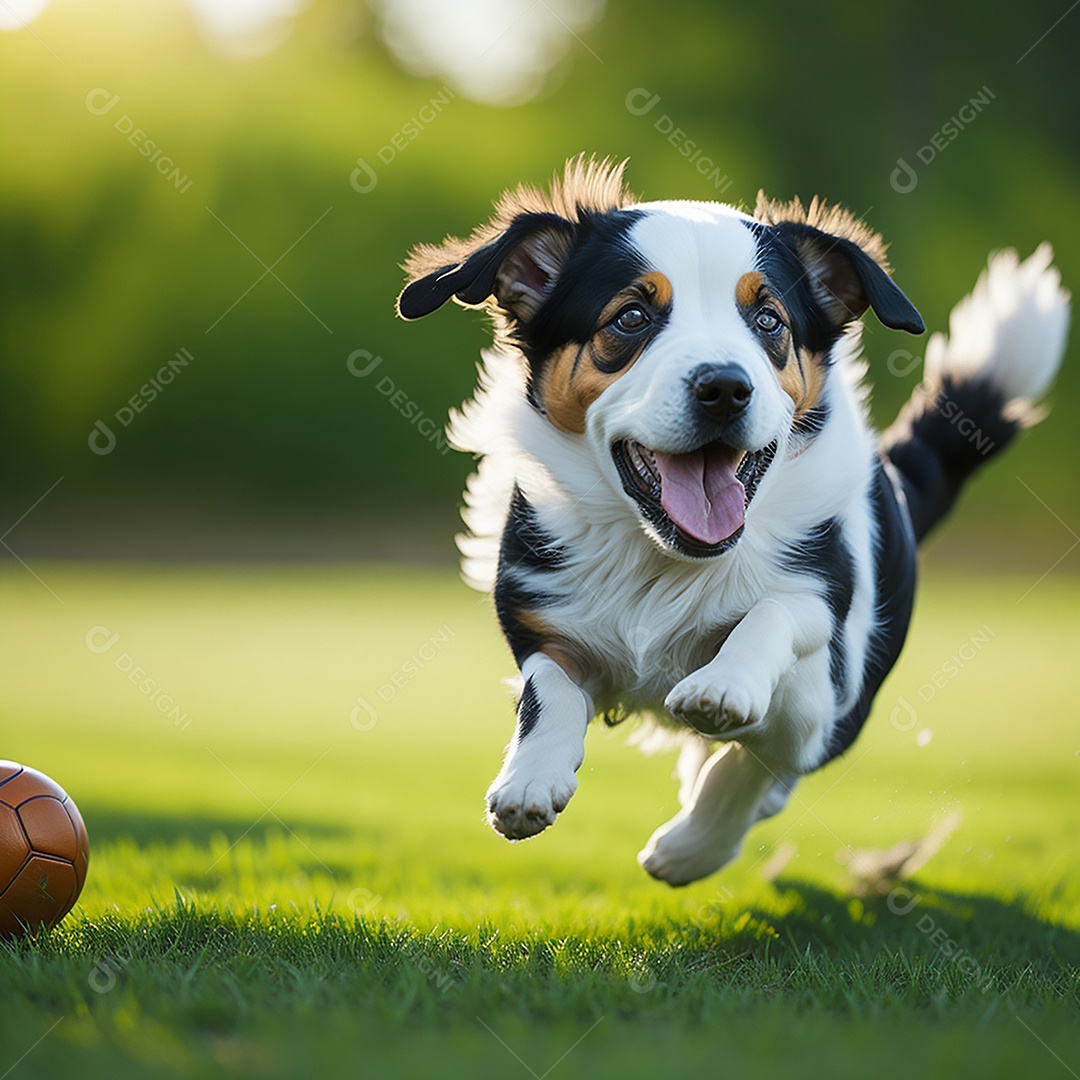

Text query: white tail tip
(924, 242), (1070, 404)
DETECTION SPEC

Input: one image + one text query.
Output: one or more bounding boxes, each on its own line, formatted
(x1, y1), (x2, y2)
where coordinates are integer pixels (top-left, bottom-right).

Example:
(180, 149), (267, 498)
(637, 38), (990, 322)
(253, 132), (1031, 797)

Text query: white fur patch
(485, 652), (592, 840)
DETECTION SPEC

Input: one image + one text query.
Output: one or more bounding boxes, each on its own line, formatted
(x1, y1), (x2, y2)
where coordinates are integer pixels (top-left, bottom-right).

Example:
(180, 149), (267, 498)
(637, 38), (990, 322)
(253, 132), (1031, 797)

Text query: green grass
(1, 563), (1079, 1079)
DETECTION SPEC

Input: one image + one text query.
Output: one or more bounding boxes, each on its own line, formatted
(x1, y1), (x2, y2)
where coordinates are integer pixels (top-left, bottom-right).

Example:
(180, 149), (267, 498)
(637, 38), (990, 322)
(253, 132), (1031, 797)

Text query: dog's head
(398, 157), (924, 559)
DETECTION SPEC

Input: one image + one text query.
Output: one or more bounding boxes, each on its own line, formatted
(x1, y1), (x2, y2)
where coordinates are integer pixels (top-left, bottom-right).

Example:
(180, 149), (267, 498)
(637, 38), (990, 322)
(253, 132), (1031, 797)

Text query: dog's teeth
(627, 442), (659, 489)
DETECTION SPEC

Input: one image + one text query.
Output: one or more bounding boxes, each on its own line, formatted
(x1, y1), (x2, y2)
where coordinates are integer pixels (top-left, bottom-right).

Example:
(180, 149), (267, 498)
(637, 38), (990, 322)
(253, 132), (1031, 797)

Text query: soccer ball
(0, 761), (89, 937)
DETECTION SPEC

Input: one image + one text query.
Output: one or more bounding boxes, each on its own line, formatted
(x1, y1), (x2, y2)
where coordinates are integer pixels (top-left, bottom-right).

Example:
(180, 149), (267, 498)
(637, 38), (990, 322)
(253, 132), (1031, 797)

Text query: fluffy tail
(881, 244), (1070, 542)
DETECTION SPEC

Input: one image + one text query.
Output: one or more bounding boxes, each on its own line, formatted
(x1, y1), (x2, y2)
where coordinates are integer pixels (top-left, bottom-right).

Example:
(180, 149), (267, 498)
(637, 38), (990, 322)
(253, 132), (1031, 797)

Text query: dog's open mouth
(612, 437), (777, 557)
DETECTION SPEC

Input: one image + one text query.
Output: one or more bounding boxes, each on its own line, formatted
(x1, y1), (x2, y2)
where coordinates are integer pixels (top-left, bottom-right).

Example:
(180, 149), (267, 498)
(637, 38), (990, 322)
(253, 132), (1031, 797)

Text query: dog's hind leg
(639, 743), (795, 886)
(486, 652), (593, 840)
(674, 734), (714, 807)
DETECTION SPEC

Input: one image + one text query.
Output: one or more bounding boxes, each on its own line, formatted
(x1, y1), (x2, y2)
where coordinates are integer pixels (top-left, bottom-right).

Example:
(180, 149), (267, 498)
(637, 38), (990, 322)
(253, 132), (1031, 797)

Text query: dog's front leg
(486, 652), (592, 840)
(666, 596), (828, 737)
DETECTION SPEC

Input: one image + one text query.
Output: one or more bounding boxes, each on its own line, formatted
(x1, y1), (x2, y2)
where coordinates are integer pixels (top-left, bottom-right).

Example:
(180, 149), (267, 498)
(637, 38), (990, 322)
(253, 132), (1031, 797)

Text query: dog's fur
(397, 157), (1070, 885)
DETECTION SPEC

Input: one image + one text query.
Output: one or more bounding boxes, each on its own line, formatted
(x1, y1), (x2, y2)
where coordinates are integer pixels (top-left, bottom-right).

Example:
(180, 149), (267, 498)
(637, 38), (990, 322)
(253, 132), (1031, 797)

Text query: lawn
(1, 562), (1078, 1079)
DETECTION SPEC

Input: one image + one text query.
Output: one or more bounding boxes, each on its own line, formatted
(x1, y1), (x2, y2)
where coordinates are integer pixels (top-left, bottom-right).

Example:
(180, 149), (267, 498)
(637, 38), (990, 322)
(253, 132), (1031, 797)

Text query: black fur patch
(744, 220), (923, 350)
(781, 519), (855, 698)
(398, 211), (575, 320)
(494, 487), (567, 666)
(745, 220), (841, 354)
(820, 461), (918, 763)
(881, 375), (1020, 542)
(516, 677), (541, 739)
(516, 209), (646, 405)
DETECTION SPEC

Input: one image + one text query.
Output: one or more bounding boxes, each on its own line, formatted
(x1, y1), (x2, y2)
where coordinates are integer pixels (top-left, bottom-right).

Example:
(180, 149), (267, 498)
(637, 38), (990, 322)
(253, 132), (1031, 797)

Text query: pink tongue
(653, 443), (745, 545)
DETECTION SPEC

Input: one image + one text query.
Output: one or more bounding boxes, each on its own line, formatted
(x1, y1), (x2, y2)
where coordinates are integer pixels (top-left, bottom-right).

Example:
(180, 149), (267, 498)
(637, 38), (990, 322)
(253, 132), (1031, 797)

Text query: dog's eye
(612, 306), (650, 334)
(755, 307), (783, 334)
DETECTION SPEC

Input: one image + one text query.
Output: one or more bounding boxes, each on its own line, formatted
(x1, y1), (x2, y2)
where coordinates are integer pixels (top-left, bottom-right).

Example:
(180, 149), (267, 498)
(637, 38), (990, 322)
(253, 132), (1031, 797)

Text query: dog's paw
(637, 814), (740, 887)
(485, 768), (577, 841)
(665, 668), (770, 736)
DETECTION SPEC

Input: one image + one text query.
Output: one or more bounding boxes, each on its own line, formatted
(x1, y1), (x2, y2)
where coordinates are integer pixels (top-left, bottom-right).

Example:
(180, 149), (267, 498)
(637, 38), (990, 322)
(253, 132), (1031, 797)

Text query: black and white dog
(398, 157), (1069, 886)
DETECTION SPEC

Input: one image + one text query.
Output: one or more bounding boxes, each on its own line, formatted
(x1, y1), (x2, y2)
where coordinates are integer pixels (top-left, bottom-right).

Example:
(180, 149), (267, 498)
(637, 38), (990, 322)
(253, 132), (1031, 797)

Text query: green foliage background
(1, 0), (1077, 552)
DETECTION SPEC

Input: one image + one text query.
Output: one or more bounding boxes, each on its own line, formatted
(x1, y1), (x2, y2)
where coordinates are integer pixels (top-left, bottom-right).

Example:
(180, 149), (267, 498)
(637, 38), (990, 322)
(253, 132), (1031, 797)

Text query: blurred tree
(0, 0), (1075, 557)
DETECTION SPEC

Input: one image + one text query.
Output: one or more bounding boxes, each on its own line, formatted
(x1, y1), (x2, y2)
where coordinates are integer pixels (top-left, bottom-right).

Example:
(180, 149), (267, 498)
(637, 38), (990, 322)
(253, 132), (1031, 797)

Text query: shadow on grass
(739, 875), (1080, 970)
(82, 806), (352, 849)
(80, 806), (359, 883)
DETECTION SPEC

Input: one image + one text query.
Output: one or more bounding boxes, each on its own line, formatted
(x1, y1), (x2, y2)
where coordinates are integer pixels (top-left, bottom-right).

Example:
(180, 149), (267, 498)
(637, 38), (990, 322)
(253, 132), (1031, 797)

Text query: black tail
(880, 245), (1069, 543)
(881, 375), (1023, 543)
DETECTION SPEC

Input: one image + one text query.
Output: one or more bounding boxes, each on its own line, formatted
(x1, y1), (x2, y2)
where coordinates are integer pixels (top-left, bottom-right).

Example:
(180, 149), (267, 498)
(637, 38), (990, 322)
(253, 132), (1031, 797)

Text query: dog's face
(399, 158), (924, 559)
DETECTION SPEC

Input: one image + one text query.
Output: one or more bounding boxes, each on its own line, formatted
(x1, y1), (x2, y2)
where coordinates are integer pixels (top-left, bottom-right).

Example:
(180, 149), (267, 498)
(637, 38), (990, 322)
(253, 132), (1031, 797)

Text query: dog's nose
(691, 365), (753, 424)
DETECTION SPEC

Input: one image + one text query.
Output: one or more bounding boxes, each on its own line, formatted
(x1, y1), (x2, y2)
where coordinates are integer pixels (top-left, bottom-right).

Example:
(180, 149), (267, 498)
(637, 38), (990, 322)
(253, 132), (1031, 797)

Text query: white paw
(637, 814), (740, 887)
(485, 767), (577, 840)
(665, 668), (770, 736)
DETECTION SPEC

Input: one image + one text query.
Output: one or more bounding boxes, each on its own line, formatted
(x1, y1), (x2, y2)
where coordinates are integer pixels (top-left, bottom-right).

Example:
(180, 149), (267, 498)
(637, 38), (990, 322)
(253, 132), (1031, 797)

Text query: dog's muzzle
(612, 435), (776, 559)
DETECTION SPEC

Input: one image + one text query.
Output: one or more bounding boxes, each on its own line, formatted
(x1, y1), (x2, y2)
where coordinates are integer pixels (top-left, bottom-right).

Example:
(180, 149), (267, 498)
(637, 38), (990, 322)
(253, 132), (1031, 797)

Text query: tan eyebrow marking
(736, 270), (763, 308)
(539, 271), (673, 434)
(736, 271), (823, 418)
(596, 271), (673, 325)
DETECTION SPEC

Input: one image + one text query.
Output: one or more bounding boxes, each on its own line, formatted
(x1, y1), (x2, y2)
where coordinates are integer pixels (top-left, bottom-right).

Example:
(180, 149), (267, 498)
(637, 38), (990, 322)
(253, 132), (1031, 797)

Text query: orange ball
(0, 761), (89, 937)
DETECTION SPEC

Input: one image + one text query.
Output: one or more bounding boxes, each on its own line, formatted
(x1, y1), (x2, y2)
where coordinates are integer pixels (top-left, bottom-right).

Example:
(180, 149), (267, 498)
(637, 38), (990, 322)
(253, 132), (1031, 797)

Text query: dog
(397, 157), (1070, 886)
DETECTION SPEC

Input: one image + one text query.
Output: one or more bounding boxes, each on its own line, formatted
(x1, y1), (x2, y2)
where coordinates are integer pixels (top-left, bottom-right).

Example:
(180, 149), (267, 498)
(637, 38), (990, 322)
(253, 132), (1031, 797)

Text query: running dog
(397, 157), (1069, 885)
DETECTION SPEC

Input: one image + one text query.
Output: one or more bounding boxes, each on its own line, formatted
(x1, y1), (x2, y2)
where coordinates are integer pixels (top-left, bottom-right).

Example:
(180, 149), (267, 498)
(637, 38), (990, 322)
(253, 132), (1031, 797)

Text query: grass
(1, 561), (1078, 1079)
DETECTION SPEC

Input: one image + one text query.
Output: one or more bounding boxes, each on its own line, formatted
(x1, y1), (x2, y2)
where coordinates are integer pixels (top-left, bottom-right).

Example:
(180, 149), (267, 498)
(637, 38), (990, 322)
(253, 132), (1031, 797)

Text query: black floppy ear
(396, 212), (575, 322)
(773, 221), (925, 335)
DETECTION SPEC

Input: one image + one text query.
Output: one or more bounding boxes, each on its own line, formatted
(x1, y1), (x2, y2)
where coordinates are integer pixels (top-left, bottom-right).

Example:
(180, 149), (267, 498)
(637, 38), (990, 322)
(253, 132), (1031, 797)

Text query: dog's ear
(773, 222), (925, 334)
(397, 155), (634, 324)
(756, 193), (925, 335)
(396, 212), (576, 323)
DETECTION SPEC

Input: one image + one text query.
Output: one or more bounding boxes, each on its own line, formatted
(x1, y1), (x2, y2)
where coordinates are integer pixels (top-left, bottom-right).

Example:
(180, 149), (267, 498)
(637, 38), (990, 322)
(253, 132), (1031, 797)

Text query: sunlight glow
(185, 0), (308, 58)
(0, 0), (51, 32)
(374, 0), (606, 105)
